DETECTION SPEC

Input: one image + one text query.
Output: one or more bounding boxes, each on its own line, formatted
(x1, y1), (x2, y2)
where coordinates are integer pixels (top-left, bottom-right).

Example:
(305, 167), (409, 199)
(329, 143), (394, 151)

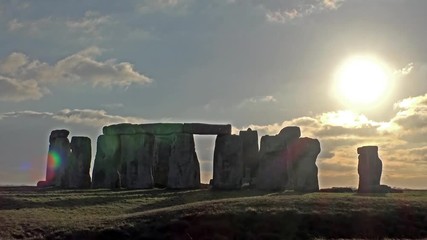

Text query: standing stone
(121, 134), (155, 189)
(278, 126), (301, 188)
(38, 129), (70, 187)
(67, 136), (91, 189)
(239, 129), (259, 181)
(213, 135), (243, 189)
(167, 133), (200, 189)
(153, 135), (174, 187)
(256, 135), (287, 190)
(92, 135), (122, 188)
(357, 146), (382, 193)
(287, 138), (320, 192)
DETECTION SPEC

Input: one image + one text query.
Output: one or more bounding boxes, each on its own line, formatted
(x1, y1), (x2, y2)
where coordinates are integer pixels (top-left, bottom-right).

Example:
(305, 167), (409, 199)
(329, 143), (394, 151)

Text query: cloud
(237, 95), (277, 108)
(136, 0), (190, 15)
(264, 0), (345, 23)
(0, 109), (145, 127)
(0, 76), (46, 102)
(394, 62), (414, 76)
(0, 47), (152, 101)
(66, 11), (111, 35)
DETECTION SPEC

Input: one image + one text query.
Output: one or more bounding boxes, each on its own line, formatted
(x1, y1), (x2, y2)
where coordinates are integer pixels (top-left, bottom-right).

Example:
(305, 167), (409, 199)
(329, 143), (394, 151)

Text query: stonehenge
(42, 123), (407, 194)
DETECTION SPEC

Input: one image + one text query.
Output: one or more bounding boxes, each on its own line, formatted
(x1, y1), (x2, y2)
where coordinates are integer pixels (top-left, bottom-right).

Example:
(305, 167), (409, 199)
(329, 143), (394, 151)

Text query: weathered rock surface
(153, 135), (174, 187)
(287, 137), (320, 192)
(167, 133), (200, 189)
(256, 135), (287, 190)
(67, 136), (91, 189)
(92, 135), (122, 188)
(103, 123), (184, 136)
(280, 126), (301, 188)
(278, 126), (301, 141)
(213, 135), (243, 189)
(183, 123), (232, 135)
(121, 134), (155, 189)
(45, 129), (70, 187)
(239, 128), (259, 180)
(357, 146), (383, 193)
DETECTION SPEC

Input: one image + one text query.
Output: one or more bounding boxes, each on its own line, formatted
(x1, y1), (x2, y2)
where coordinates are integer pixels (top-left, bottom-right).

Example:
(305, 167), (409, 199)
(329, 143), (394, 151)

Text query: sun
(334, 55), (392, 107)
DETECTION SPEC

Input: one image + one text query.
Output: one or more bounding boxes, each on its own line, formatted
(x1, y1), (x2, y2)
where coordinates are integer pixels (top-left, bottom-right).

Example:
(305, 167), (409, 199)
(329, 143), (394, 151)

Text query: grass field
(1, 187), (427, 239)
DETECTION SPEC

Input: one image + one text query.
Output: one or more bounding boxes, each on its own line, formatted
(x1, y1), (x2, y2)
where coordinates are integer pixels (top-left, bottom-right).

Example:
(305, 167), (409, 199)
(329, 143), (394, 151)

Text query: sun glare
(334, 56), (392, 108)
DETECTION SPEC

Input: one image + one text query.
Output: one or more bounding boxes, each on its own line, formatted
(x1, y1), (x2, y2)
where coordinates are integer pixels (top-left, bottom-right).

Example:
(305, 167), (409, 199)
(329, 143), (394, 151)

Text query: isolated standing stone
(121, 134), (155, 189)
(92, 135), (122, 188)
(40, 129), (70, 187)
(256, 135), (287, 190)
(239, 128), (259, 180)
(213, 135), (243, 189)
(357, 146), (382, 193)
(167, 133), (200, 189)
(287, 137), (320, 192)
(153, 135), (174, 187)
(67, 136), (91, 189)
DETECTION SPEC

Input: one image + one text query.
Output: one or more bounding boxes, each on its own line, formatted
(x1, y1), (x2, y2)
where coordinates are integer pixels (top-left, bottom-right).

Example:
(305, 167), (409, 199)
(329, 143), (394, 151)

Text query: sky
(1, 0), (427, 189)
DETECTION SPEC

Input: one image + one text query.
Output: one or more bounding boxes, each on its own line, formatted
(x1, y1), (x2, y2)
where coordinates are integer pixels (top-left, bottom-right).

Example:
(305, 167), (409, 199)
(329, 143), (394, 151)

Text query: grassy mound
(1, 187), (426, 239)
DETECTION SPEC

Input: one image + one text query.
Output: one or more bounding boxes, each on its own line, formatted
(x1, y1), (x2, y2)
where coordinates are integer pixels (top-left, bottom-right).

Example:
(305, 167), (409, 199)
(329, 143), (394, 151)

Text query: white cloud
(237, 95), (277, 108)
(0, 47), (152, 101)
(0, 76), (46, 102)
(66, 11), (111, 35)
(137, 0), (190, 15)
(394, 62), (414, 76)
(0, 109), (145, 127)
(265, 0), (345, 23)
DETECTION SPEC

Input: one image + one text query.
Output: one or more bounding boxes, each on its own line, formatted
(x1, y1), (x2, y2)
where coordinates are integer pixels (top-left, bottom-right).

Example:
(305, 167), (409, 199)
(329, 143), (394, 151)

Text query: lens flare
(46, 151), (62, 181)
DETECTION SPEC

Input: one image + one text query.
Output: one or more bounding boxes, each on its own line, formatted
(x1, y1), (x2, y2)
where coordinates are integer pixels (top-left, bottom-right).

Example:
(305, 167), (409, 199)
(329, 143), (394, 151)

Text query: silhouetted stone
(167, 133), (200, 189)
(103, 123), (184, 135)
(278, 126), (301, 140)
(140, 123), (184, 135)
(287, 137), (320, 192)
(183, 123), (232, 135)
(357, 146), (382, 193)
(44, 129), (70, 187)
(103, 123), (139, 135)
(278, 126), (301, 188)
(239, 128), (259, 181)
(256, 135), (287, 190)
(67, 136), (91, 188)
(121, 134), (155, 189)
(153, 135), (174, 187)
(92, 135), (122, 188)
(213, 135), (243, 189)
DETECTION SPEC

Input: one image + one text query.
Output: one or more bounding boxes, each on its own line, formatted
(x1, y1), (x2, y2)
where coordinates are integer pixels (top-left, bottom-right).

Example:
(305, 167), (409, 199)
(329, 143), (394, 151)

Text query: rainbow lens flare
(46, 151), (62, 181)
(47, 151), (62, 171)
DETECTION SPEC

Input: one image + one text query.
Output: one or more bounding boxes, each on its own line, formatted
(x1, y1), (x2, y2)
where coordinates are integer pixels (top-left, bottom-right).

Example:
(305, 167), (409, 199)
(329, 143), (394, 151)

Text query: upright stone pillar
(279, 126), (301, 188)
(153, 135), (174, 188)
(357, 146), (382, 193)
(256, 135), (287, 190)
(37, 129), (70, 187)
(167, 133), (200, 189)
(213, 135), (243, 189)
(92, 135), (122, 188)
(67, 136), (91, 189)
(288, 137), (320, 192)
(239, 128), (259, 181)
(121, 134), (155, 189)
